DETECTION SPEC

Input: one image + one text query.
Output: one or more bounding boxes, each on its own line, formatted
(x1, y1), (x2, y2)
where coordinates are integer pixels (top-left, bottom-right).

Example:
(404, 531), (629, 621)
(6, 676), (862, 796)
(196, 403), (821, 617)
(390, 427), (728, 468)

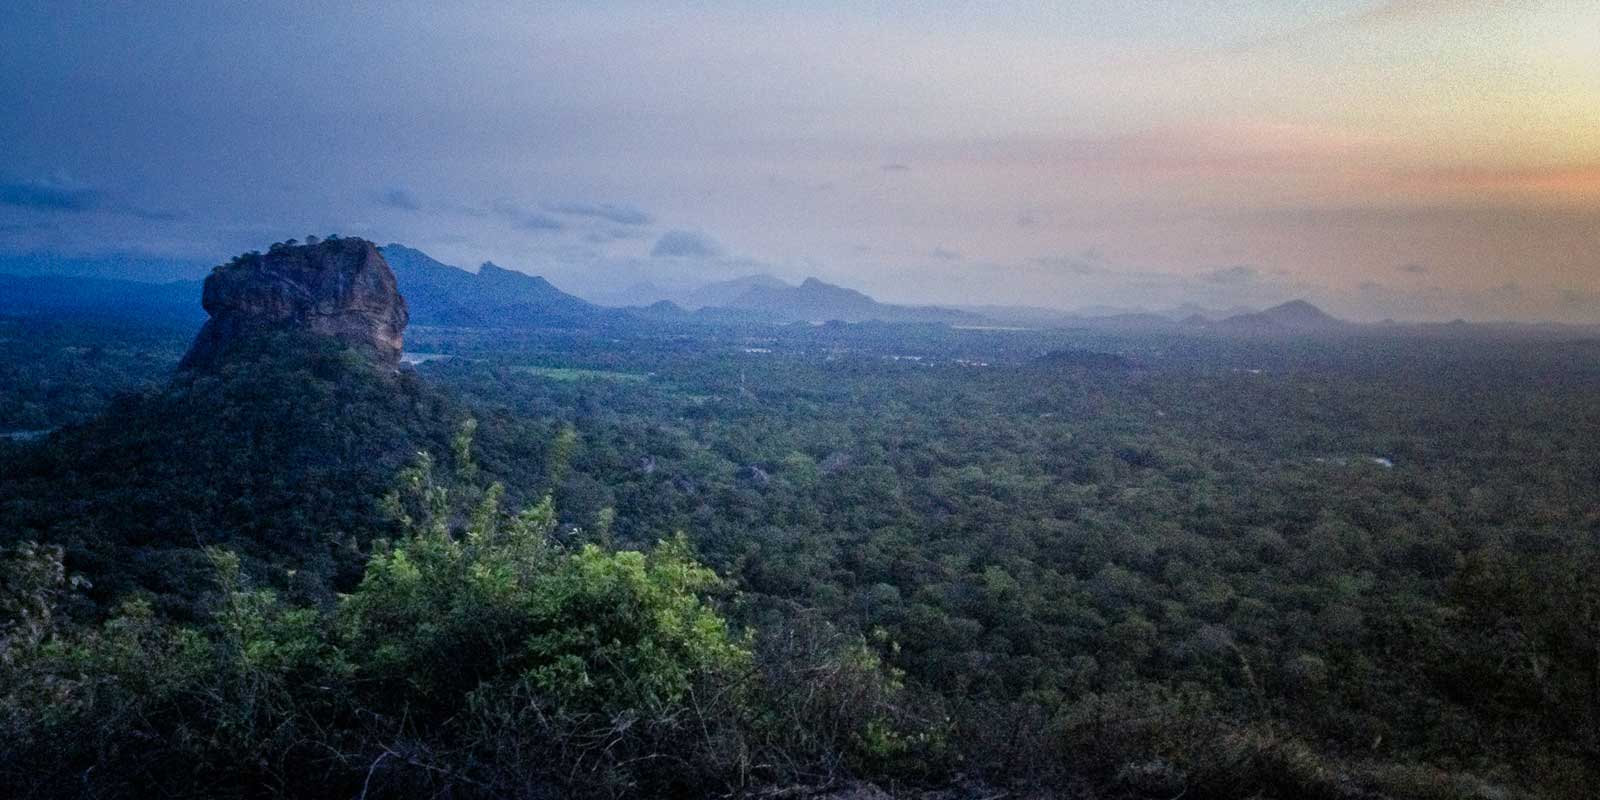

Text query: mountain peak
(477, 261), (556, 289)
(1217, 299), (1344, 331)
(378, 244), (599, 328)
(1265, 299), (1334, 320)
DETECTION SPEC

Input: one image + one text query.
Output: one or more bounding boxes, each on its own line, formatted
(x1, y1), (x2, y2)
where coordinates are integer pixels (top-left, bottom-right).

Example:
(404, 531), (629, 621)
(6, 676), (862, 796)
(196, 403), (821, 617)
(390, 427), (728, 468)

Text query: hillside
(721, 277), (985, 324)
(0, 240), (483, 605)
(380, 243), (609, 328)
(1216, 299), (1347, 332)
(682, 273), (791, 308)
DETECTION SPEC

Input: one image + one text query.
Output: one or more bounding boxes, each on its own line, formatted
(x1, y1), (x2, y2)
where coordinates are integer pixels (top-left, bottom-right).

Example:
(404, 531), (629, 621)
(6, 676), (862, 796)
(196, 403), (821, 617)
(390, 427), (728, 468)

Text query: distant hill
(380, 244), (608, 328)
(596, 274), (795, 310)
(953, 302), (1262, 329)
(0, 273), (203, 323)
(682, 274), (791, 309)
(0, 251), (211, 283)
(1168, 302), (1257, 322)
(591, 280), (671, 308)
(1215, 300), (1346, 332)
(718, 277), (985, 324)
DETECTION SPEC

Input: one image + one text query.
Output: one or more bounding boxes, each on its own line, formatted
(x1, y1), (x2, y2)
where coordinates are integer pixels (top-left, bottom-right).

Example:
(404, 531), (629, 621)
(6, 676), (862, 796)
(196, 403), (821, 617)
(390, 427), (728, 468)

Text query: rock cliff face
(179, 238), (408, 370)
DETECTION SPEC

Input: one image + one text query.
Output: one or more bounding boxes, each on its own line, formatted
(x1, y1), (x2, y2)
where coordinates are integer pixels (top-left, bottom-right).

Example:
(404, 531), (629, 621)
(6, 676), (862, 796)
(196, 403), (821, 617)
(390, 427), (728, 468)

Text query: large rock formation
(180, 237), (408, 370)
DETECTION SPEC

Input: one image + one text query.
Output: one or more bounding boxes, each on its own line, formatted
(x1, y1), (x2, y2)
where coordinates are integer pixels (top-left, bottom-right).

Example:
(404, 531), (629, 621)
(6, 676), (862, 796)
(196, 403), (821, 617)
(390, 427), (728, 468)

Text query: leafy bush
(0, 426), (913, 798)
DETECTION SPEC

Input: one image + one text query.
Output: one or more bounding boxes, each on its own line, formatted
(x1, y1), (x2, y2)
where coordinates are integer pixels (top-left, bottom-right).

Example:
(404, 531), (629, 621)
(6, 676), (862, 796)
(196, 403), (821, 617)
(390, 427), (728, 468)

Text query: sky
(2, 0), (1597, 321)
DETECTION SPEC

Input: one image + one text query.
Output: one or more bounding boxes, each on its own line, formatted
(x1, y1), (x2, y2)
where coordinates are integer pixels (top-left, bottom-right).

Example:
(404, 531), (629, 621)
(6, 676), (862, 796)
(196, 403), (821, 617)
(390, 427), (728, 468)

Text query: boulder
(179, 238), (407, 370)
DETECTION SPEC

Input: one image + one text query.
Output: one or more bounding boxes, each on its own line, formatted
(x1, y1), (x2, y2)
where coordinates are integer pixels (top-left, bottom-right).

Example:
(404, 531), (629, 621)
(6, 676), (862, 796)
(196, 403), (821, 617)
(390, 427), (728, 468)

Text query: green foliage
(412, 327), (1600, 797)
(0, 429), (911, 798)
(349, 436), (750, 719)
(0, 332), (489, 610)
(7, 312), (1600, 796)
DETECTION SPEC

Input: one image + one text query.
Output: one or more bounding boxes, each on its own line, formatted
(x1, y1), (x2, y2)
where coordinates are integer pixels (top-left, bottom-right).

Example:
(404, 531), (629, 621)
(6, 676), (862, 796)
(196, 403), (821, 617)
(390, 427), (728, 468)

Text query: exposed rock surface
(180, 238), (407, 370)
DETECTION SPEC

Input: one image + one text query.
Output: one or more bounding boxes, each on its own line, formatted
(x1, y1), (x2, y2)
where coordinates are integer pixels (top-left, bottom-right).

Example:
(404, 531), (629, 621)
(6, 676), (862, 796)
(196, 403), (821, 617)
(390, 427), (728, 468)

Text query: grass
(512, 366), (648, 382)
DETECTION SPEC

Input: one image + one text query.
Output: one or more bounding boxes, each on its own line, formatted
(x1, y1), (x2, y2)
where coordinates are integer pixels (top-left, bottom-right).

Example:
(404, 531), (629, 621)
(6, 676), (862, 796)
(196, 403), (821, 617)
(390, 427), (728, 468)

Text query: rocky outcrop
(179, 237), (408, 370)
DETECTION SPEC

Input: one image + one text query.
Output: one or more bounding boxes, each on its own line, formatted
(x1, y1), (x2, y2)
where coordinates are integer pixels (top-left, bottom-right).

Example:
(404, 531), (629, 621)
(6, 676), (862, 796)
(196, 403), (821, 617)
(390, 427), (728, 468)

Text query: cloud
(583, 227), (651, 244)
(1345, 0), (1507, 30)
(651, 230), (723, 258)
(1559, 289), (1600, 309)
(0, 174), (179, 221)
(1032, 249), (1110, 275)
(1397, 262), (1429, 274)
(880, 163), (911, 172)
(1394, 163), (1600, 200)
(377, 187), (422, 211)
(550, 202), (652, 226)
(491, 199), (564, 231)
(0, 176), (98, 212)
(1015, 213), (1038, 227)
(1222, 0), (1502, 56)
(1201, 265), (1261, 285)
(929, 247), (962, 261)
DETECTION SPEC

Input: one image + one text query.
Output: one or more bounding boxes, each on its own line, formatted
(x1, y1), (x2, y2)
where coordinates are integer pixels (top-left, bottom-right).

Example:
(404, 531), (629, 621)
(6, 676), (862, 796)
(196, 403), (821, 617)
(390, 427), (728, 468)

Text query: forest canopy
(2, 315), (1598, 798)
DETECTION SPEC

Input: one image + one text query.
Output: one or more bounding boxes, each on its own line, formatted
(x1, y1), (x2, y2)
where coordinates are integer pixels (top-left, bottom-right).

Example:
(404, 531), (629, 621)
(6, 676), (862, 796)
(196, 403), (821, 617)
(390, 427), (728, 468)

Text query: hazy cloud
(583, 227), (651, 244)
(1559, 289), (1600, 309)
(930, 247), (962, 261)
(651, 230), (723, 258)
(377, 187), (422, 211)
(550, 202), (652, 226)
(0, 174), (178, 221)
(491, 199), (564, 231)
(1032, 249), (1111, 276)
(1397, 262), (1429, 274)
(1201, 265), (1261, 285)
(0, 4), (1591, 322)
(0, 176), (97, 212)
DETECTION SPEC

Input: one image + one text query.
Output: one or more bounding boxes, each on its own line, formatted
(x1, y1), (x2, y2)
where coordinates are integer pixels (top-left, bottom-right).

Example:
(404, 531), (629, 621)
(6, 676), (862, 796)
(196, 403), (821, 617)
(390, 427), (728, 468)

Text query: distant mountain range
(714, 277), (984, 324)
(592, 274), (790, 310)
(10, 245), (1590, 337)
(685, 274), (791, 309)
(0, 251), (210, 283)
(0, 273), (203, 322)
(964, 302), (1264, 329)
(378, 244), (608, 328)
(377, 249), (981, 328)
(0, 244), (984, 331)
(600, 274), (984, 324)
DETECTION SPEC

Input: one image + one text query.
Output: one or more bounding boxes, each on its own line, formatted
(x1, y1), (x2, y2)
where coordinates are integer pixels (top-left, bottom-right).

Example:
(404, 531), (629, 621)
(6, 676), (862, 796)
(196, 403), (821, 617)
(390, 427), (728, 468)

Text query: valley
(2, 240), (1597, 798)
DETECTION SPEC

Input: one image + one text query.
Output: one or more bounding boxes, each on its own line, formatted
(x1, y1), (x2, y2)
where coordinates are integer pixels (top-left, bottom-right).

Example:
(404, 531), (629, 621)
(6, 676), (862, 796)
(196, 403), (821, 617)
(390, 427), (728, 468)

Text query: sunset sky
(3, 1), (1597, 320)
